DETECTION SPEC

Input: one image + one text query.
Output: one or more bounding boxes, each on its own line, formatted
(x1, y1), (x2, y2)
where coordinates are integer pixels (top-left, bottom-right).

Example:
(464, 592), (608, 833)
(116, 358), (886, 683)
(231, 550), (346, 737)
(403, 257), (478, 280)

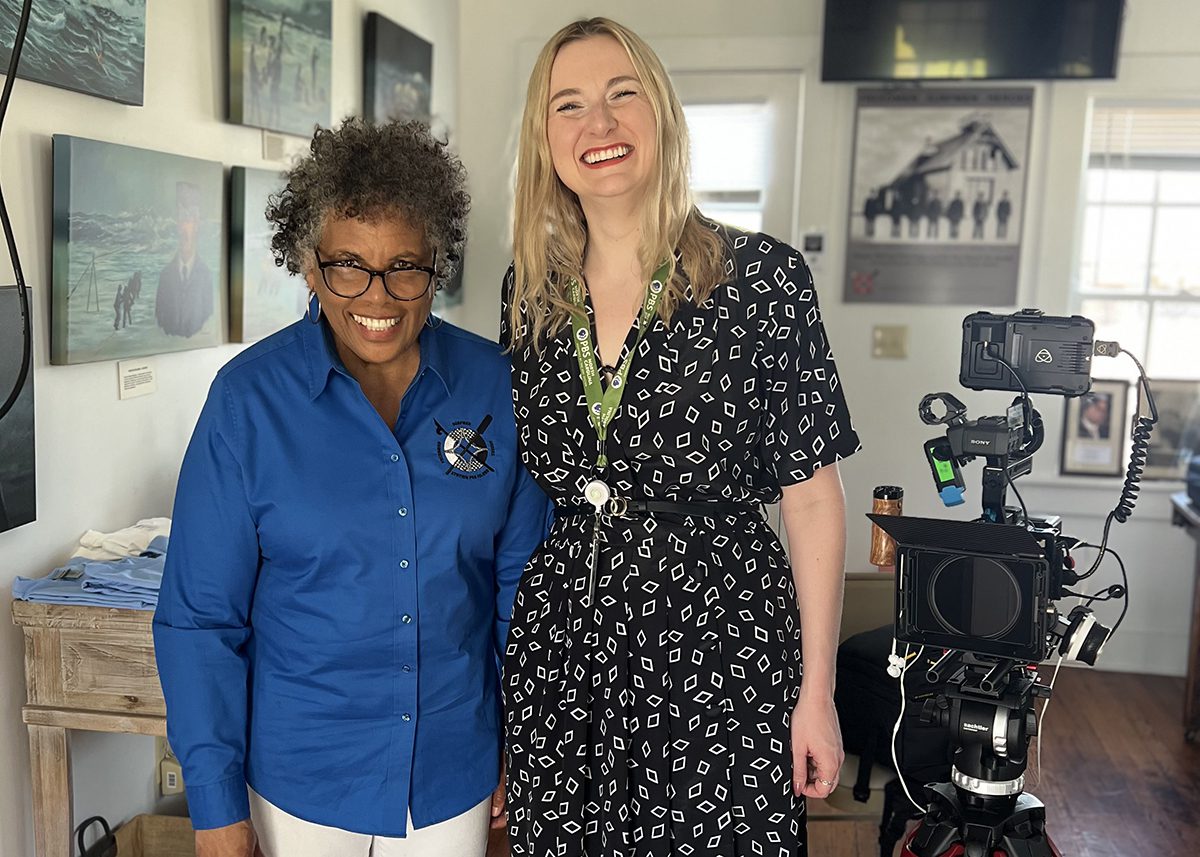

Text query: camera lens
(928, 556), (1022, 639)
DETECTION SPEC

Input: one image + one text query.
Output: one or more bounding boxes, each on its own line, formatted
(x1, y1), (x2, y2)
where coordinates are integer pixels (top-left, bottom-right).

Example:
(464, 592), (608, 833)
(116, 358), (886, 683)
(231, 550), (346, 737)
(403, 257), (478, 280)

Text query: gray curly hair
(266, 117), (469, 288)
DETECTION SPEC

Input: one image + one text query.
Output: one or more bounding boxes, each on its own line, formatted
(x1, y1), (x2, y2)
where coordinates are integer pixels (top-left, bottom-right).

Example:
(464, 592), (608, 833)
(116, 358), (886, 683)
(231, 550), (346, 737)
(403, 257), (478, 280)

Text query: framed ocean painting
(0, 0), (146, 105)
(363, 13), (432, 124)
(52, 136), (225, 365)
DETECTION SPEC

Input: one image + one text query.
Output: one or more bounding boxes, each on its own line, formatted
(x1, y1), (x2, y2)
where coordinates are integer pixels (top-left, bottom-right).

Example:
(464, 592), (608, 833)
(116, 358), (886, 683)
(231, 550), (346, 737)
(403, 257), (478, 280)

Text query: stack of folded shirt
(12, 536), (168, 611)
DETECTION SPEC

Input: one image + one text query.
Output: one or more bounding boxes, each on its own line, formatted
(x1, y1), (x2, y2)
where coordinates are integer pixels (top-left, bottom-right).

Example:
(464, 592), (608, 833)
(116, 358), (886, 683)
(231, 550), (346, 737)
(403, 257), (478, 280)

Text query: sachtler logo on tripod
(867, 308), (1158, 857)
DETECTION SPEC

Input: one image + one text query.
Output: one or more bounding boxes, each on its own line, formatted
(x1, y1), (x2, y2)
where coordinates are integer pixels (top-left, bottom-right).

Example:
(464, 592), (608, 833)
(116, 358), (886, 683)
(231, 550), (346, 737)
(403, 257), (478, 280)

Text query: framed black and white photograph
(1139, 379), (1200, 480)
(845, 87), (1033, 305)
(1060, 379), (1128, 477)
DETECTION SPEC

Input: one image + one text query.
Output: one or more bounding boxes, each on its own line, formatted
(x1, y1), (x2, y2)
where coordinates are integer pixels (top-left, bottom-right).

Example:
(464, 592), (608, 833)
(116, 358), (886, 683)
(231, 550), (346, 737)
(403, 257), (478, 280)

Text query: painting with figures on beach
(228, 0), (332, 137)
(364, 13), (433, 124)
(0, 0), (146, 105)
(52, 136), (225, 365)
(230, 166), (306, 342)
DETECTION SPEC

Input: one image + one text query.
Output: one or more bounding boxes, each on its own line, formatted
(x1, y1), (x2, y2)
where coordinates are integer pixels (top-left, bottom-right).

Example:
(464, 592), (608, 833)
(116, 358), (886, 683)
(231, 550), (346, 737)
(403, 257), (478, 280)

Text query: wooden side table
(1169, 492), (1200, 743)
(11, 601), (166, 857)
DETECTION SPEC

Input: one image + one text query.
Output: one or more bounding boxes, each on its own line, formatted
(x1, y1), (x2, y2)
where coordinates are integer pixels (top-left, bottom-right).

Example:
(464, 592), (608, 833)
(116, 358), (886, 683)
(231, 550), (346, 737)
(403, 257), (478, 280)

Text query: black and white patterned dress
(501, 230), (861, 857)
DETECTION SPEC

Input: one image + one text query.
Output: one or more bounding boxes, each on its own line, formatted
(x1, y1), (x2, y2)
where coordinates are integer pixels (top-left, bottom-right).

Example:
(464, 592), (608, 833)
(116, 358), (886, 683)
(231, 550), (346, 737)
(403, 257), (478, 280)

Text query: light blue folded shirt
(12, 535), (168, 610)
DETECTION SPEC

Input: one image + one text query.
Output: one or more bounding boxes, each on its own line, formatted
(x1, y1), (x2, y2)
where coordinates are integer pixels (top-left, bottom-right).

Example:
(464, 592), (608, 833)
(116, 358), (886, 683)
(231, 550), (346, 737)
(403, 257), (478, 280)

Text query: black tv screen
(822, 0), (1125, 82)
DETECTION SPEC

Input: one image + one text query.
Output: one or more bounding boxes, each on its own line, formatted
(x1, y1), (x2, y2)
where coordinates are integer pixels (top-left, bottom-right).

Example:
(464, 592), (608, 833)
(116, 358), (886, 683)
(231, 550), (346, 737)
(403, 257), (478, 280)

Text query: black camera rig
(865, 309), (1153, 857)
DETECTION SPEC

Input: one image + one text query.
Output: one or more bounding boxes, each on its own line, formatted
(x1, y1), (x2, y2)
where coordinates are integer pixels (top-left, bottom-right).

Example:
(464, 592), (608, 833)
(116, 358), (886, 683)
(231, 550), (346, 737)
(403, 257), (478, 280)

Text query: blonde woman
(500, 18), (861, 857)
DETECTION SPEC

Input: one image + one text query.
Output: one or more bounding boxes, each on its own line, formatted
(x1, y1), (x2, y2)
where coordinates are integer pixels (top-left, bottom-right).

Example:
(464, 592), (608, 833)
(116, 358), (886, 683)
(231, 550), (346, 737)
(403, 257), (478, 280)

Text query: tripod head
(903, 653), (1060, 857)
(922, 652), (1049, 802)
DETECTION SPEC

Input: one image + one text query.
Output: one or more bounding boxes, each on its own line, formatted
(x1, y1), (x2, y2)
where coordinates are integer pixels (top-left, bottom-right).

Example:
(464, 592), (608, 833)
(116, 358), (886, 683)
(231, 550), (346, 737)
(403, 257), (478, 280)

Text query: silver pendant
(584, 479), (611, 513)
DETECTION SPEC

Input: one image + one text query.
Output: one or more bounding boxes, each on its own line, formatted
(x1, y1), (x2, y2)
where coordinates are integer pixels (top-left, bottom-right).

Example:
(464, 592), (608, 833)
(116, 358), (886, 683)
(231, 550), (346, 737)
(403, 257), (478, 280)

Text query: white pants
(249, 789), (490, 857)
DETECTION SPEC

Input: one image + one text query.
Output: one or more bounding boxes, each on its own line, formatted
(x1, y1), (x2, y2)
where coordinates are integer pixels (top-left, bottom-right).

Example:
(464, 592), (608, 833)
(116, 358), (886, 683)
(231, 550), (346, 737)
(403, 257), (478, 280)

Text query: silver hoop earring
(425, 312), (443, 329)
(306, 291), (322, 324)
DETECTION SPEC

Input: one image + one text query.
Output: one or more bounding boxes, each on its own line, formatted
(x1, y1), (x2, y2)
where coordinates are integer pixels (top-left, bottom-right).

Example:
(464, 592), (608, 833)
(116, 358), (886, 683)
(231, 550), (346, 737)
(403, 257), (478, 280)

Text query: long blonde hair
(509, 17), (727, 349)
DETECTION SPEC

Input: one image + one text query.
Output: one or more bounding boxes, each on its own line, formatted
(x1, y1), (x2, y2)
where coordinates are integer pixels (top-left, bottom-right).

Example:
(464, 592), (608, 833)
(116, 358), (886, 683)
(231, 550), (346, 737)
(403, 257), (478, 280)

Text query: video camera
(871, 310), (1111, 665)
(867, 309), (1154, 857)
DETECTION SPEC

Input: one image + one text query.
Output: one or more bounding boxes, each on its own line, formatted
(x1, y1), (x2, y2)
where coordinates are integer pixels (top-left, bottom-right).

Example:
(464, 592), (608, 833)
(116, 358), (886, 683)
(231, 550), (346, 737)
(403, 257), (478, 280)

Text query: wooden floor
(490, 668), (1200, 856)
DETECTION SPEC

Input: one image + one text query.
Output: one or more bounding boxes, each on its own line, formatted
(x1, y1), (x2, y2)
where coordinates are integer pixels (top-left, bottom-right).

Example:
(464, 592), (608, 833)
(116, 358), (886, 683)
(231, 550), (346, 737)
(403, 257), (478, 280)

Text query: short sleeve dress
(501, 229), (862, 857)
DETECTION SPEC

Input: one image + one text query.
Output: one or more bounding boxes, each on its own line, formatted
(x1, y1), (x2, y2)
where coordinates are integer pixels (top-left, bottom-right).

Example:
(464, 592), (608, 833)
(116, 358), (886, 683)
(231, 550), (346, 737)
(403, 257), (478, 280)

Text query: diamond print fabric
(501, 230), (861, 857)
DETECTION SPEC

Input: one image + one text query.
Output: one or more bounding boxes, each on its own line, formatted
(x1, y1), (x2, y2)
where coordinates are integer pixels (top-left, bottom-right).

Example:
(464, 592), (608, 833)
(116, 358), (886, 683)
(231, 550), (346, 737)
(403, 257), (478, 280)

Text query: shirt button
(398, 507), (408, 517)
(402, 713), (412, 722)
(399, 560), (410, 569)
(390, 453), (399, 462)
(401, 614), (412, 624)
(402, 664), (412, 673)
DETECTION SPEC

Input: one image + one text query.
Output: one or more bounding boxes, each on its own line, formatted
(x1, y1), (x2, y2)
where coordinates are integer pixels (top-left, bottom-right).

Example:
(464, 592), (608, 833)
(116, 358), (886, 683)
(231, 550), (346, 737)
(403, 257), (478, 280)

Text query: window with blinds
(683, 103), (770, 233)
(1077, 104), (1200, 380)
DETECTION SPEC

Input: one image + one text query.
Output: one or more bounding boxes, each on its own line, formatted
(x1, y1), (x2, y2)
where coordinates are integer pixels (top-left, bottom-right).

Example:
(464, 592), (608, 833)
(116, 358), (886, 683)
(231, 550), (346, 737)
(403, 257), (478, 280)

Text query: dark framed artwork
(363, 13), (433, 124)
(0, 288), (35, 534)
(52, 136), (225, 365)
(1139, 379), (1200, 480)
(229, 167), (306, 342)
(228, 0), (332, 137)
(0, 0), (146, 105)
(1060, 379), (1128, 477)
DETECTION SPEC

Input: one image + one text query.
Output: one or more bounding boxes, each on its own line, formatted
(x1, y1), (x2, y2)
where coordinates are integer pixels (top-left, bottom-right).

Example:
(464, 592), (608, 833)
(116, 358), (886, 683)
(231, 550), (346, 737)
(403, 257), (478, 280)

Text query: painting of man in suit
(156, 182), (214, 338)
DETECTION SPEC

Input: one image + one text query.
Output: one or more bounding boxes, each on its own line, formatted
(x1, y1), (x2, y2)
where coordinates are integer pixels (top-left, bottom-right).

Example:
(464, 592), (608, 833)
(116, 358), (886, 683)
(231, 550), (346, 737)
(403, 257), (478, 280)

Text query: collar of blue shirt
(300, 316), (453, 401)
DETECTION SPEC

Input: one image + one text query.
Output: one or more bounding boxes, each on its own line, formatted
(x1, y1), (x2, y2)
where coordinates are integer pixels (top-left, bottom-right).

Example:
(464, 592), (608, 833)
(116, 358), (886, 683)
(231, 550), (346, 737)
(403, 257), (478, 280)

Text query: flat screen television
(822, 0), (1125, 82)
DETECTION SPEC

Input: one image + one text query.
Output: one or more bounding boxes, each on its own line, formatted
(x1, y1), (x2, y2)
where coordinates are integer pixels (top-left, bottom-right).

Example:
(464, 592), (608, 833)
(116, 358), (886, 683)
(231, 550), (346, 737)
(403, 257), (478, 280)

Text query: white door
(669, 71), (803, 244)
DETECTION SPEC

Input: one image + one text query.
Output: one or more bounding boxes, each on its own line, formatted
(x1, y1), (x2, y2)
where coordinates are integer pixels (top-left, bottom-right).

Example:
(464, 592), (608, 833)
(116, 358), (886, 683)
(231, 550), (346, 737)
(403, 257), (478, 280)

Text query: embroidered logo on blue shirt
(434, 415), (496, 479)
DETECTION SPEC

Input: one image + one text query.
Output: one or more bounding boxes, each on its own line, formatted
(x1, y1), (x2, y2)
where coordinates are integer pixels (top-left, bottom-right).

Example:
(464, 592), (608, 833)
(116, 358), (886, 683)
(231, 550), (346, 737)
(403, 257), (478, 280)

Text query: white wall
(453, 0), (1200, 677)
(0, 1), (458, 853)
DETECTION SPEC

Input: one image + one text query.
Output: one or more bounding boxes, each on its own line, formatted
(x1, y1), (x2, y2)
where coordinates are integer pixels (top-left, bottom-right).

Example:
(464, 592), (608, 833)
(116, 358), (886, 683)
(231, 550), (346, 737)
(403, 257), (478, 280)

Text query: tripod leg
(879, 778), (916, 857)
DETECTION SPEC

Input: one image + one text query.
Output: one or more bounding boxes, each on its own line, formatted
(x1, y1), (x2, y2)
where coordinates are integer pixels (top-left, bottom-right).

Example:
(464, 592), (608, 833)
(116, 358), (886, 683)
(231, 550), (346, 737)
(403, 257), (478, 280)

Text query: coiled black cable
(0, 0), (34, 424)
(1078, 346), (1157, 580)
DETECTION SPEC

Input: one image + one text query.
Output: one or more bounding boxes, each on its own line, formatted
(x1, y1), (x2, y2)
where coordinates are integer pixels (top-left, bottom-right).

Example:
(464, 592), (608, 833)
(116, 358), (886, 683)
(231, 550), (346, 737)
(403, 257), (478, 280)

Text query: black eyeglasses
(314, 248), (438, 301)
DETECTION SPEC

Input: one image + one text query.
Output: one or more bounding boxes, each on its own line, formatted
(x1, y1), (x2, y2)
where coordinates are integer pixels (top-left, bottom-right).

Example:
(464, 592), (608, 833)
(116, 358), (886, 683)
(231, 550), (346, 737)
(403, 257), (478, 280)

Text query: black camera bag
(834, 624), (952, 801)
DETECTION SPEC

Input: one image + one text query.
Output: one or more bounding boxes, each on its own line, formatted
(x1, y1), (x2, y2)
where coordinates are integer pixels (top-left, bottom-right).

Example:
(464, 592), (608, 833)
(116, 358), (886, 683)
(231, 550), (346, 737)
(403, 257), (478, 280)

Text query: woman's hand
(195, 819), (263, 857)
(491, 760), (508, 829)
(790, 689), (844, 799)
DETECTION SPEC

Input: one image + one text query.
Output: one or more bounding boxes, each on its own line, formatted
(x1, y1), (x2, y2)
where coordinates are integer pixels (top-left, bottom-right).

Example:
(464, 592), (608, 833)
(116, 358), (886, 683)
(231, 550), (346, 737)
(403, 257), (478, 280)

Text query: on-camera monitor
(822, 0), (1125, 82)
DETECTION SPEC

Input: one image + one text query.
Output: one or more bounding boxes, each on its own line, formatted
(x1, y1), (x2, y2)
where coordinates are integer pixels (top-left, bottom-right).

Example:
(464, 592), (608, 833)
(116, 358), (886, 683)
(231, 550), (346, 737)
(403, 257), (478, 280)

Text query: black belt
(554, 498), (762, 519)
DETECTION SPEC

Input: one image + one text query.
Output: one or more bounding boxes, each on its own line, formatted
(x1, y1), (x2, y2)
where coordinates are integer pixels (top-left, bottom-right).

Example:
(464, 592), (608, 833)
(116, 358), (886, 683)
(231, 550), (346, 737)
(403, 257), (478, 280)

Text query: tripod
(900, 652), (1061, 857)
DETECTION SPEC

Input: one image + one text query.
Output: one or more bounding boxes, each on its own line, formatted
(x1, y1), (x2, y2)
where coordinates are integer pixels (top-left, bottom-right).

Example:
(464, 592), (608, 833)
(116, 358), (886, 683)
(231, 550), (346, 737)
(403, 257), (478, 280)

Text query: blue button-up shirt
(153, 317), (549, 836)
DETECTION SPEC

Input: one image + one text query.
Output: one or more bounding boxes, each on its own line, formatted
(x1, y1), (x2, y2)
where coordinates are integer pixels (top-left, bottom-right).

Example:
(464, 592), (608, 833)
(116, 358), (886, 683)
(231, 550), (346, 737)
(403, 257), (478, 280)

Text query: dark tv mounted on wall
(822, 0), (1125, 82)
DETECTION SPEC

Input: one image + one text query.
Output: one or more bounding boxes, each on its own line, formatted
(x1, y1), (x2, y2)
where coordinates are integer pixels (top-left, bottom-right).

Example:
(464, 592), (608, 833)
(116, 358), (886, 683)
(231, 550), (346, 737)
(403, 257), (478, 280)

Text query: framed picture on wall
(228, 0), (332, 137)
(844, 87), (1033, 304)
(363, 13), (433, 124)
(51, 135), (225, 365)
(1060, 379), (1128, 477)
(0, 0), (147, 105)
(1139, 379), (1200, 480)
(229, 167), (307, 342)
(0, 289), (35, 534)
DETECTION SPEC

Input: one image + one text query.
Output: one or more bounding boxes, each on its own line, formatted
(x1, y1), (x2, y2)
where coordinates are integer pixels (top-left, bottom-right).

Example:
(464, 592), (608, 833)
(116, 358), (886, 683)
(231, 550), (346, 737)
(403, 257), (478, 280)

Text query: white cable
(890, 643), (926, 813)
(1033, 656), (1064, 787)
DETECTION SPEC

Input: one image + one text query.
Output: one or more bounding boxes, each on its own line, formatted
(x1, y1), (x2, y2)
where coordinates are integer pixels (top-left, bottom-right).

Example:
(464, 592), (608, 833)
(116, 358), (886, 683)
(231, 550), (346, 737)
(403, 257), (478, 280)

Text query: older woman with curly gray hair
(154, 118), (548, 857)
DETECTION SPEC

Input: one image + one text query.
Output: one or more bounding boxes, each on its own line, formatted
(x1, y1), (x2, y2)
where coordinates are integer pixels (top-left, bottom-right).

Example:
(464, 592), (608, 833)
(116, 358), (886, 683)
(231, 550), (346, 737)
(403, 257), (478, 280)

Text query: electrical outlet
(160, 755), (184, 796)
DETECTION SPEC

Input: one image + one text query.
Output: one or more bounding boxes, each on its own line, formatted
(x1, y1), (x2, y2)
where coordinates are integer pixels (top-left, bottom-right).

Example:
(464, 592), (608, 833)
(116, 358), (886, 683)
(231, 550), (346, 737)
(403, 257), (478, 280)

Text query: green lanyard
(567, 261), (670, 470)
